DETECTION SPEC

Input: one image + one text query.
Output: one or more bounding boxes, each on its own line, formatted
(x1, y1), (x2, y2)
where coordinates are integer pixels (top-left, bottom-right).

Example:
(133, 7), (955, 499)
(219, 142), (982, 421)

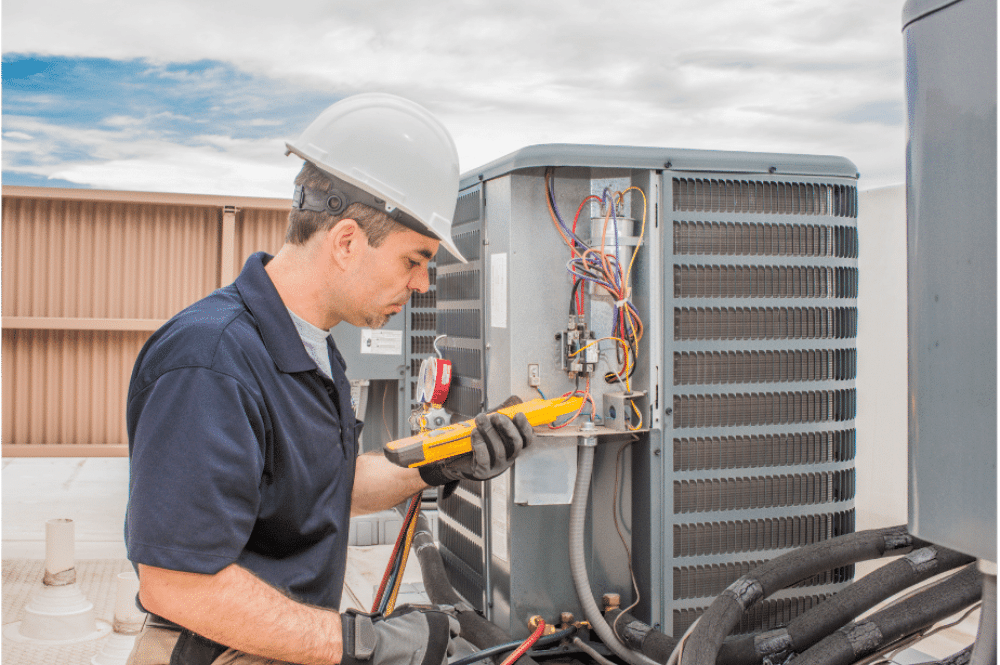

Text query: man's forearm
(138, 563), (342, 665)
(351, 452), (428, 516)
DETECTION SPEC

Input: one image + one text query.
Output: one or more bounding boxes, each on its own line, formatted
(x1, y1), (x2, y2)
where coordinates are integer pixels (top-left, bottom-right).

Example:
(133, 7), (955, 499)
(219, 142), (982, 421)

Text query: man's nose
(408, 267), (430, 293)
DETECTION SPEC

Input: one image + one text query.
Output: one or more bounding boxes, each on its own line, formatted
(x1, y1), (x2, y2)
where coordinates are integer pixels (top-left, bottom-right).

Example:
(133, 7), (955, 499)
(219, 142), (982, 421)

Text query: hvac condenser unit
(434, 145), (859, 637)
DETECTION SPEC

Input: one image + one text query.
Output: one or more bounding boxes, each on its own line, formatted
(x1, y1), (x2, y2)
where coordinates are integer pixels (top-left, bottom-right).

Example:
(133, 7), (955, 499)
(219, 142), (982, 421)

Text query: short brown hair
(285, 161), (406, 246)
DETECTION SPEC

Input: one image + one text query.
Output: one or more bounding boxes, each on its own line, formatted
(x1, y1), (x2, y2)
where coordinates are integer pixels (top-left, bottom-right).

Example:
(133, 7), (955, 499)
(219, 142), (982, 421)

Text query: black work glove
(418, 411), (534, 486)
(340, 605), (460, 665)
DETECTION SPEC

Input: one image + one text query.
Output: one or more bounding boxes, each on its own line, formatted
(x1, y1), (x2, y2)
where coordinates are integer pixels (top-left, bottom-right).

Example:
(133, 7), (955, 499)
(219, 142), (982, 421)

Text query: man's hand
(419, 411), (534, 485)
(340, 605), (459, 665)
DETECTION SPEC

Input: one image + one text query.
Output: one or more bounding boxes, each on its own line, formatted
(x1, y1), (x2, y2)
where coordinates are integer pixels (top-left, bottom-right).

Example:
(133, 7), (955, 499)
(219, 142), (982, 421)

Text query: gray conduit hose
(569, 444), (659, 665)
(970, 571), (997, 665)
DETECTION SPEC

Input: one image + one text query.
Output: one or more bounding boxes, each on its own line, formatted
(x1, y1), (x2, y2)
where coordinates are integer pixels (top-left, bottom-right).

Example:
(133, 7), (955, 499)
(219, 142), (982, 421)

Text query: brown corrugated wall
(2, 186), (290, 456)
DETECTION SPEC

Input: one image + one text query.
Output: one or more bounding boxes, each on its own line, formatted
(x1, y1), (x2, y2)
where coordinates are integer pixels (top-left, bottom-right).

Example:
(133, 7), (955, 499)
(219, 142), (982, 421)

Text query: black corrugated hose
(406, 509), (542, 665)
(679, 526), (928, 665)
(791, 563), (982, 665)
(716, 544), (975, 665)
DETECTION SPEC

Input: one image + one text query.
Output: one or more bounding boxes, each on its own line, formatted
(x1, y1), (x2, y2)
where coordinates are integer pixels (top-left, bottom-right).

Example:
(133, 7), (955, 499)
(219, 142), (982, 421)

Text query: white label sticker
(491, 253), (507, 329)
(360, 329), (402, 355)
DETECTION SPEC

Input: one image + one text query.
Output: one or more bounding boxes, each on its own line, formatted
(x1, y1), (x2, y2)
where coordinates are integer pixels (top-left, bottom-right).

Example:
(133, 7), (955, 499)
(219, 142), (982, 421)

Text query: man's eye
(408, 259), (421, 269)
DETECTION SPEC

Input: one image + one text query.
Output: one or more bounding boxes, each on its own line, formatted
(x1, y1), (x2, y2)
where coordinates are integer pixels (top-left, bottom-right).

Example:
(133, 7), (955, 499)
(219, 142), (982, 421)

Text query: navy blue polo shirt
(125, 252), (359, 609)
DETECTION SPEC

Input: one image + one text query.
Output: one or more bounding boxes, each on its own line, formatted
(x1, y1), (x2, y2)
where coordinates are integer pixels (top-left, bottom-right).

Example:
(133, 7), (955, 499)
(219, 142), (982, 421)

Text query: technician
(124, 94), (534, 665)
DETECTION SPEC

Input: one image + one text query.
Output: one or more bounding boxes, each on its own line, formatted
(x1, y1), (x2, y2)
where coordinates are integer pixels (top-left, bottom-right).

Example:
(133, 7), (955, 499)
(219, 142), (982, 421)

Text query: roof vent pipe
(4, 519), (111, 644)
(92, 572), (146, 665)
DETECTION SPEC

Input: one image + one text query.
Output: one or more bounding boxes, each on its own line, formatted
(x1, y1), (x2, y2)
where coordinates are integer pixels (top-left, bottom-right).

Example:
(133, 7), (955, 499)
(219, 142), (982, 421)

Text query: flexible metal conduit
(570, 444), (659, 665)
(679, 525), (927, 665)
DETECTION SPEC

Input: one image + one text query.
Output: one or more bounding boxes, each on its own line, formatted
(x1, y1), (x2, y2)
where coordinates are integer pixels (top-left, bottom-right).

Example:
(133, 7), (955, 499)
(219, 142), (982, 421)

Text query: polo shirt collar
(234, 252), (317, 374)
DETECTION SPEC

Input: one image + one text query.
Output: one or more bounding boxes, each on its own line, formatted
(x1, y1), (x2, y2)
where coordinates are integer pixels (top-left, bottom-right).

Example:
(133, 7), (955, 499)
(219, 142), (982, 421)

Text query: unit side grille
(406, 261), (438, 423)
(438, 227), (483, 266)
(674, 430), (856, 472)
(674, 594), (833, 637)
(439, 309), (482, 339)
(438, 522), (484, 576)
(441, 347), (482, 380)
(675, 350), (857, 385)
(674, 221), (859, 258)
(437, 185), (485, 618)
(455, 190), (482, 224)
(437, 270), (481, 300)
(440, 549), (485, 613)
(443, 385), (483, 421)
(440, 492), (483, 537)
(674, 266), (858, 299)
(672, 178), (857, 218)
(411, 335), (437, 355)
(673, 510), (856, 557)
(411, 291), (437, 309)
(675, 307), (858, 340)
(673, 389), (856, 428)
(674, 470), (855, 514)
(410, 311), (437, 331)
(673, 561), (852, 600)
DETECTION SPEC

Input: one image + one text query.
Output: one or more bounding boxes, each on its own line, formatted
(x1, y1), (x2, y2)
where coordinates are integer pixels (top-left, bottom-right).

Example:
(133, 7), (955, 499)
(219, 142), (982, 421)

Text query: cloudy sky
(3, 0), (907, 198)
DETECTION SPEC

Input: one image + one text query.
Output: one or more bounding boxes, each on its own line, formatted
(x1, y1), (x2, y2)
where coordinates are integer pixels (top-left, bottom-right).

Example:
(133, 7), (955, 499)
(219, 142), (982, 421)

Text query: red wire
(500, 618), (545, 665)
(572, 196), (601, 316)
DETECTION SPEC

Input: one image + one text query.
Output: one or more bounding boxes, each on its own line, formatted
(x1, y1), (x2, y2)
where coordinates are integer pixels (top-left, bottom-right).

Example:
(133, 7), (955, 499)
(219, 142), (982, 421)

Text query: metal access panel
(435, 145), (859, 638)
(904, 0), (997, 563)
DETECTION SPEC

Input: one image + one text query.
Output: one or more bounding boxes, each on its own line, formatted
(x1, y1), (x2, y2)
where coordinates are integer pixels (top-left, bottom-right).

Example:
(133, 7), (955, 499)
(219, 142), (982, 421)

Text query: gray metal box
(436, 145), (860, 637)
(904, 0), (997, 563)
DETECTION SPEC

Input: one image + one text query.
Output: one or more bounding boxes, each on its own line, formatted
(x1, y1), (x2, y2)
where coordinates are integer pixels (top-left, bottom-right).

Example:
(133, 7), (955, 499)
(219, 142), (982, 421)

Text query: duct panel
(905, 0), (997, 562)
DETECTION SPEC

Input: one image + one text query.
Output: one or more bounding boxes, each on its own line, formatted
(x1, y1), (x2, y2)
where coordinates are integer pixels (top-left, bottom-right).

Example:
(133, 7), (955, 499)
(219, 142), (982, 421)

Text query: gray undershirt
(287, 308), (334, 381)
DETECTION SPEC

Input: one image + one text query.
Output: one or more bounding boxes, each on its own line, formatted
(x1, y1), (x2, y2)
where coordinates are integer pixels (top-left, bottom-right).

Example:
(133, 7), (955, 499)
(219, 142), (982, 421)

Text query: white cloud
(3, 0), (909, 191)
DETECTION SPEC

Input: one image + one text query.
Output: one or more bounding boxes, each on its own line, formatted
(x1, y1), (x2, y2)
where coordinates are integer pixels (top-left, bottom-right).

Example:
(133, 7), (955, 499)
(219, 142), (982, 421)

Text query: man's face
(344, 228), (439, 329)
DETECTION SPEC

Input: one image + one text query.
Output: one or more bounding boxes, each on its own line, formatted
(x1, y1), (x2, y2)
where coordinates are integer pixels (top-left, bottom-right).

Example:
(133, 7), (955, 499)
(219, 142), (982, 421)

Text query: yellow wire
(569, 336), (630, 358)
(619, 186), (647, 295)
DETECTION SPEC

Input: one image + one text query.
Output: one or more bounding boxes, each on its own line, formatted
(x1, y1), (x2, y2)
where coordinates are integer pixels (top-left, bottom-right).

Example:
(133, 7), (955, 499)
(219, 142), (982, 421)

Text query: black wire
(448, 626), (578, 665)
(569, 278), (584, 316)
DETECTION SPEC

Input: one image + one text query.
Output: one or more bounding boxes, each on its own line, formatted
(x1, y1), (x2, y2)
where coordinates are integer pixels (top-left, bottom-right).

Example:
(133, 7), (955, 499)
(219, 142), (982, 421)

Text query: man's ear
(327, 218), (366, 270)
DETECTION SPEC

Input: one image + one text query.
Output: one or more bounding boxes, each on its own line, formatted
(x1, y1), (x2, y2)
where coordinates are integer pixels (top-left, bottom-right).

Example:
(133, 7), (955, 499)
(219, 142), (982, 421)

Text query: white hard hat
(286, 93), (466, 263)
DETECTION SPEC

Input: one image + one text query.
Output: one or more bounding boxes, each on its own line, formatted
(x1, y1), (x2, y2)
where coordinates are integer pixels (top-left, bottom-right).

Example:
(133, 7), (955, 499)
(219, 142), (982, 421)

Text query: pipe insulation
(569, 444), (659, 665)
(604, 609), (679, 663)
(970, 572), (996, 665)
(717, 544), (975, 665)
(791, 563), (982, 665)
(679, 525), (928, 665)
(407, 509), (541, 665)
